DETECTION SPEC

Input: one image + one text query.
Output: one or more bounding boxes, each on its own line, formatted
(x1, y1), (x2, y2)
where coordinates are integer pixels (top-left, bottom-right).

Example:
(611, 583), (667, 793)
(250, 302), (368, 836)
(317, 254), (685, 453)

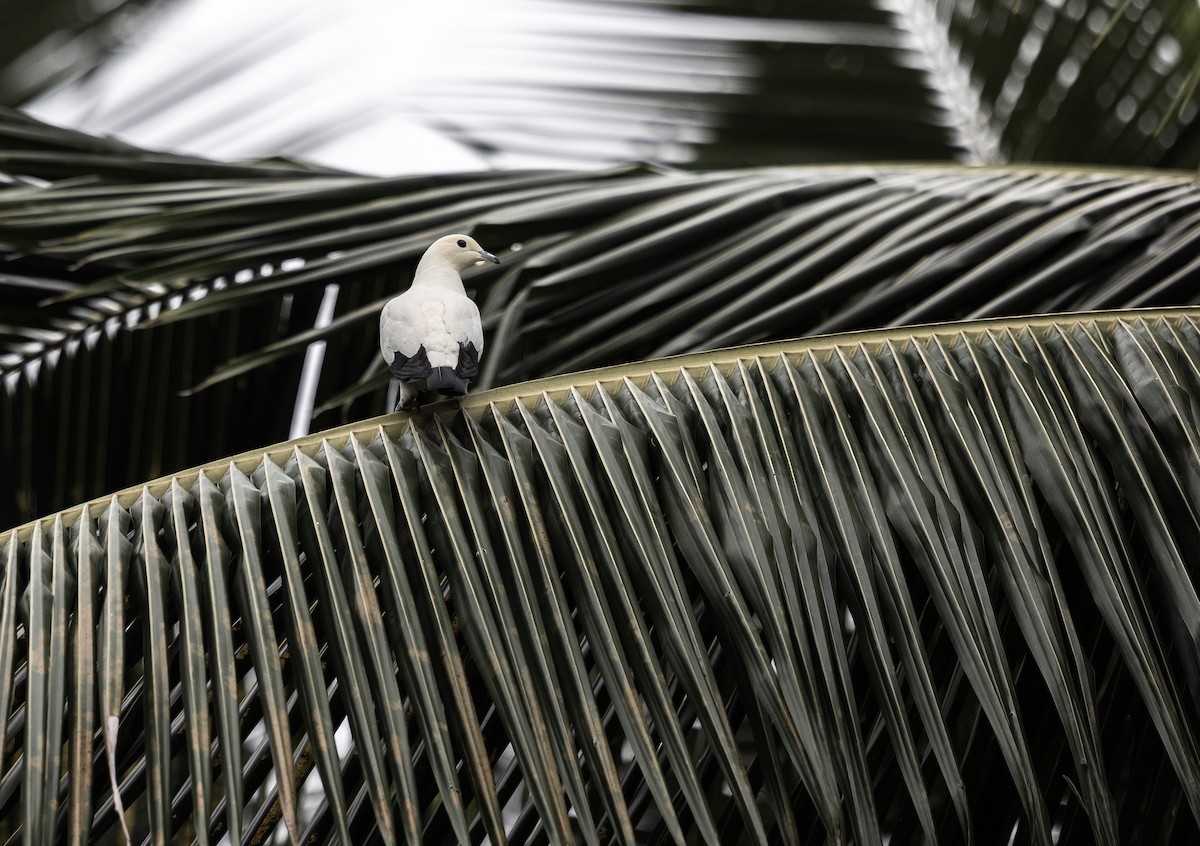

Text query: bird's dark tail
(427, 366), (467, 396)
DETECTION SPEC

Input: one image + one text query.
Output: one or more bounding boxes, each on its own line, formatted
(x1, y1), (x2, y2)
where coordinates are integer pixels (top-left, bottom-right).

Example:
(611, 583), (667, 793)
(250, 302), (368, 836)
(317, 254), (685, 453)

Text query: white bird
(380, 234), (498, 412)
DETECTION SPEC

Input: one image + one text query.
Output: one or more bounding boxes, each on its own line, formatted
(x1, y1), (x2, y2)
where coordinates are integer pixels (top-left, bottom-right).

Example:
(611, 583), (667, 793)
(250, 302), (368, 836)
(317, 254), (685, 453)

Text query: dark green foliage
(2, 310), (1198, 844)
(1, 3), (1199, 841)
(4, 156), (1200, 528)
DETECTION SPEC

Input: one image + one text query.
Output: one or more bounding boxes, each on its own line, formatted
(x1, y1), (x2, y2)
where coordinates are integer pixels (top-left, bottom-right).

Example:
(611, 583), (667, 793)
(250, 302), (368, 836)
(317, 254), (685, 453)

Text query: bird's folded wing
(446, 298), (484, 351)
(380, 297), (427, 359)
(448, 299), (483, 381)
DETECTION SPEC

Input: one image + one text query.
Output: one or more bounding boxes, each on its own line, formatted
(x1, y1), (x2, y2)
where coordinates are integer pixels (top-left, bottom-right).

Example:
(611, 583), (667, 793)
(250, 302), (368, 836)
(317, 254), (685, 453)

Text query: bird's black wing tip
(390, 346), (433, 380)
(455, 340), (480, 381)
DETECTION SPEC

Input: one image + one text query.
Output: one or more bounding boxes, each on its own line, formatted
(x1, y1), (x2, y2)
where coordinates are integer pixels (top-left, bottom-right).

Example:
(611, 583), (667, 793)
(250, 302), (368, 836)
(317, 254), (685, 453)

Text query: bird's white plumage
(379, 234), (495, 410)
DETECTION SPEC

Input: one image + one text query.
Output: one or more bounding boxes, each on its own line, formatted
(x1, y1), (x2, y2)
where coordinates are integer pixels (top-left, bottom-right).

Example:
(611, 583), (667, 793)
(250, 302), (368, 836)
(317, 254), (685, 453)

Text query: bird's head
(423, 234), (501, 272)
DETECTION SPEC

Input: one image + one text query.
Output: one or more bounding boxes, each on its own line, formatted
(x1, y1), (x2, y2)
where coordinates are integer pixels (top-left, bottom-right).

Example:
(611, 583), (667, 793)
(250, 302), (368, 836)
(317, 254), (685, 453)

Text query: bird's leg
(394, 380), (421, 413)
(387, 378), (400, 415)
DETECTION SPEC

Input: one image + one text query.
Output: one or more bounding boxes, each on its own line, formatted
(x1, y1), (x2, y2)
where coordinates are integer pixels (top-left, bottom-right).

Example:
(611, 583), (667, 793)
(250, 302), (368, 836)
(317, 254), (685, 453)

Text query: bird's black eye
(456, 239), (466, 248)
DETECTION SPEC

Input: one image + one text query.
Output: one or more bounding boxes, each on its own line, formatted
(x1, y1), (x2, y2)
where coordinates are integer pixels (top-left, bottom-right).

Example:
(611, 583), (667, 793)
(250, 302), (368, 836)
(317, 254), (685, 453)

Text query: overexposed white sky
(28, 0), (766, 174)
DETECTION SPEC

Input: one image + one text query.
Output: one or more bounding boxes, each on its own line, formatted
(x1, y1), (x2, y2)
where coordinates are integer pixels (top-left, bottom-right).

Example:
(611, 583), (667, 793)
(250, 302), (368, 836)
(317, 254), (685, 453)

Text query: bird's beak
(479, 250), (500, 264)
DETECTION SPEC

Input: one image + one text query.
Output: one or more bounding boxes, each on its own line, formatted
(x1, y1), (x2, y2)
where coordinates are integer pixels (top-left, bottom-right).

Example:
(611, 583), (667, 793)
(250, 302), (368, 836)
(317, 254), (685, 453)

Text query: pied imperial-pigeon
(379, 234), (499, 412)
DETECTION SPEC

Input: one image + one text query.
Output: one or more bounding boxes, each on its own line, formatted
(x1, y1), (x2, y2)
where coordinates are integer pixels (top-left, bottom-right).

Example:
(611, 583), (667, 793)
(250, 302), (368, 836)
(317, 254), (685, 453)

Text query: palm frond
(0, 0), (165, 107)
(5, 125), (1200, 527)
(2, 308), (1199, 843)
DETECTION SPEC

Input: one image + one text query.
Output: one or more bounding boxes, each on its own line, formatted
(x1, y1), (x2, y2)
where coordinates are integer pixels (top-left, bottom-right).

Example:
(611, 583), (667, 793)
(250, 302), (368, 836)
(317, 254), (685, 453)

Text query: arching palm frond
(3, 308), (1199, 844)
(3, 122), (1200, 527)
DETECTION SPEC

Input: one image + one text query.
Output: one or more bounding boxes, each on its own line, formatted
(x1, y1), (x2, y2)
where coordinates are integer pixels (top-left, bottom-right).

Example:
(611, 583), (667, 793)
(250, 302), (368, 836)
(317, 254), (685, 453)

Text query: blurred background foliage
(4, 0), (1200, 170)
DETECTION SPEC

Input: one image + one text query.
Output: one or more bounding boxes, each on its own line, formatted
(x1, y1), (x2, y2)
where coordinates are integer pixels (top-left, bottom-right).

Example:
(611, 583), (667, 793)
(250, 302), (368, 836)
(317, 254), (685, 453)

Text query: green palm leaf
(2, 3), (1199, 844)
(3, 308), (1199, 843)
(5, 143), (1200, 527)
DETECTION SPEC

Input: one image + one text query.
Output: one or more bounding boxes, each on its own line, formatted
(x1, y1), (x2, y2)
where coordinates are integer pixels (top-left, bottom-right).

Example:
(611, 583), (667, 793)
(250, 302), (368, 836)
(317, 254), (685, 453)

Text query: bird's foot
(394, 390), (431, 414)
